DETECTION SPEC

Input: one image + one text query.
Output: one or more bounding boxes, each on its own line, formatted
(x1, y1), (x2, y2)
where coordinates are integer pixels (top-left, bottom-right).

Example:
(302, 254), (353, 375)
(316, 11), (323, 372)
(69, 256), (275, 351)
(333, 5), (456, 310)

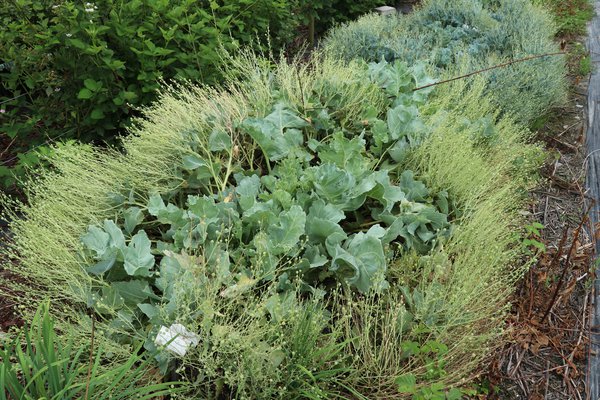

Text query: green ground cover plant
(533, 0), (594, 36)
(0, 0), (566, 398)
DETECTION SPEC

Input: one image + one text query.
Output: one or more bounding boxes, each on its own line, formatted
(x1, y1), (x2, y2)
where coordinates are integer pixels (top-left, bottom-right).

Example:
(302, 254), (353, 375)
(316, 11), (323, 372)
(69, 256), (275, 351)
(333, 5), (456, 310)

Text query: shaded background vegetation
(0, 0), (385, 192)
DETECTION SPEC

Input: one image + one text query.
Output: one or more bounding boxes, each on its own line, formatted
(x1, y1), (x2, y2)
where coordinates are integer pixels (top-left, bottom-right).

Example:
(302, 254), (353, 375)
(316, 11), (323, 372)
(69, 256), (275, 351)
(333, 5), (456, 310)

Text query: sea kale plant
(77, 59), (450, 352)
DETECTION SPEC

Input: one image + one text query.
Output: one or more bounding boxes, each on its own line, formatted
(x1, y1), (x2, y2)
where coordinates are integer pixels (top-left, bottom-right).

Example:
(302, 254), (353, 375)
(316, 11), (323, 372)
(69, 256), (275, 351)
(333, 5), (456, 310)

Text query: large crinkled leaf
(112, 279), (159, 306)
(318, 132), (371, 177)
(235, 175), (261, 211)
(204, 242), (232, 284)
(123, 230), (155, 277)
(410, 63), (437, 105)
(387, 104), (419, 141)
(149, 198), (185, 226)
(181, 154), (214, 179)
(310, 108), (333, 132)
(264, 102), (310, 132)
(242, 200), (279, 228)
(268, 205), (306, 254)
(156, 251), (182, 296)
(147, 193), (166, 217)
(364, 170), (406, 213)
(304, 245), (329, 269)
(327, 227), (388, 293)
(368, 59), (413, 98)
(371, 119), (390, 151)
(382, 216), (405, 245)
(388, 138), (410, 163)
(138, 303), (159, 319)
(241, 103), (308, 161)
(123, 207), (144, 235)
(103, 220), (125, 250)
(312, 164), (363, 210)
(82, 225), (110, 258)
(208, 129), (232, 152)
(399, 170), (429, 202)
(307, 199), (345, 223)
(382, 203), (449, 253)
(161, 203), (185, 225)
(252, 231), (278, 280)
(306, 199), (346, 243)
(436, 191), (450, 215)
(86, 251), (117, 276)
(187, 195), (219, 220)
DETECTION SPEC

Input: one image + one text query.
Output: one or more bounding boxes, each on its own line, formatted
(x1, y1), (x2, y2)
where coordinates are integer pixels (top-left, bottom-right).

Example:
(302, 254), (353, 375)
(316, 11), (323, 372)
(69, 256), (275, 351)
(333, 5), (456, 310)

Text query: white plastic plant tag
(154, 323), (199, 357)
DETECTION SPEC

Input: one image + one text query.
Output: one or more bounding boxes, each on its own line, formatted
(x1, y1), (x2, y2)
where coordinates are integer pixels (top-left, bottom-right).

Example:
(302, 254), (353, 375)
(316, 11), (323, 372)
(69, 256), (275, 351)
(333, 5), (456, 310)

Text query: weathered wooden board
(586, 2), (600, 397)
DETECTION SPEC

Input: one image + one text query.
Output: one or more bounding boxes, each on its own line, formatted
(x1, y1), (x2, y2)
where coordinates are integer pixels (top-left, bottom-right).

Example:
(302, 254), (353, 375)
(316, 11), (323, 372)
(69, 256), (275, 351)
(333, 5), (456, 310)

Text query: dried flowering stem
(413, 51), (565, 92)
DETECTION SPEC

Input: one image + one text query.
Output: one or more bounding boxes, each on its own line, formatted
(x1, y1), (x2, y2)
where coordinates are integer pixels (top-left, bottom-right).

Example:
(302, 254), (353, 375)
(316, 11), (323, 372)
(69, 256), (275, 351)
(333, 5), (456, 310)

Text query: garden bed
(0, 0), (585, 398)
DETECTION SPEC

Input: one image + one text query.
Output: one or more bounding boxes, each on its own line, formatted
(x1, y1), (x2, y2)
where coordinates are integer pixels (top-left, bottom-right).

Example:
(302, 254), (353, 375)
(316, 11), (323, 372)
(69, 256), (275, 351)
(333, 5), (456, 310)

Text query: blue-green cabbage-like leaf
(236, 175), (261, 212)
(103, 220), (125, 250)
(123, 230), (155, 277)
(208, 129), (232, 152)
(123, 207), (144, 235)
(241, 102), (308, 161)
(318, 132), (371, 177)
(268, 205), (306, 254)
(81, 225), (109, 258)
(306, 199), (346, 243)
(328, 227), (388, 293)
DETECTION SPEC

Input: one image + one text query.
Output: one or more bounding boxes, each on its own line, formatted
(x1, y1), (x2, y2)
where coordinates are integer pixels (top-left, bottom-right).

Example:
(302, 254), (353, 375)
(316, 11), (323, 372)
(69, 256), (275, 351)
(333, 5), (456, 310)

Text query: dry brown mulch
(486, 41), (594, 399)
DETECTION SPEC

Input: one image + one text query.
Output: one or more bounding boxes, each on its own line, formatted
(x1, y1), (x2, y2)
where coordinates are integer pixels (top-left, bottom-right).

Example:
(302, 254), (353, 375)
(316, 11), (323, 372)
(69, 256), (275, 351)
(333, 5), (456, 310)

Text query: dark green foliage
(535, 0), (594, 36)
(0, 0), (390, 191)
(0, 0), (298, 190)
(298, 0), (387, 35)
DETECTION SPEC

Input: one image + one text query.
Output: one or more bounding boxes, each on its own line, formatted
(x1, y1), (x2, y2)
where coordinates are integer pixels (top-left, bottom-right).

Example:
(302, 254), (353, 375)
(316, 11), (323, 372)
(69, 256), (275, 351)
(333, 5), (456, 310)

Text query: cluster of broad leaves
(79, 59), (451, 353)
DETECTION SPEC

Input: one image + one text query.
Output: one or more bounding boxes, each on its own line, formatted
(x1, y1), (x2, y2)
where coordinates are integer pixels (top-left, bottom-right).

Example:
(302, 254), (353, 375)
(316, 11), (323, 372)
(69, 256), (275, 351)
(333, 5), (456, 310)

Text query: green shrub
(0, 0), (300, 190)
(297, 0), (387, 35)
(323, 0), (567, 124)
(0, 0), (394, 192)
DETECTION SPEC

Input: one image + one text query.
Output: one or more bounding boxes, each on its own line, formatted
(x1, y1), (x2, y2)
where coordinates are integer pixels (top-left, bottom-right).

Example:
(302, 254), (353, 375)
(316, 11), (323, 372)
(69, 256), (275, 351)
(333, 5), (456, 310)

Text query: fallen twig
(541, 204), (592, 323)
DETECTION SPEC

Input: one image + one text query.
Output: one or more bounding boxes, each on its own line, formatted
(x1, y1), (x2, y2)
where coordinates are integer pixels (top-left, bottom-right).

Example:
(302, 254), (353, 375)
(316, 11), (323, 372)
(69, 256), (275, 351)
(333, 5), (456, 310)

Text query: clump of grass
(0, 301), (185, 400)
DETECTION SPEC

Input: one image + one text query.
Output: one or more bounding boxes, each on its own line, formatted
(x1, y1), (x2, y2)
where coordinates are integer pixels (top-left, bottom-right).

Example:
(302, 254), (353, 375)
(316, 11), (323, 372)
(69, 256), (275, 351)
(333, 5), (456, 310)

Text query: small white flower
(66, 33), (72, 37)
